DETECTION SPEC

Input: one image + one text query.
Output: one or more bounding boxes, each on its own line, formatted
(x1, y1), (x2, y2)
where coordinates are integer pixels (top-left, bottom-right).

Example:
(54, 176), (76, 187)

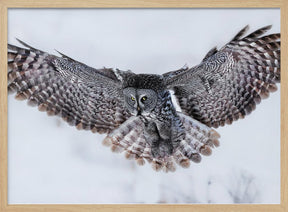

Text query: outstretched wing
(164, 25), (280, 128)
(8, 40), (132, 134)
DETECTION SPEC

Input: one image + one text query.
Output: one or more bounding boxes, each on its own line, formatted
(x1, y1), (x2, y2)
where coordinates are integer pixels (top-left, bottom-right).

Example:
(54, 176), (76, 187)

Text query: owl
(8, 25), (280, 172)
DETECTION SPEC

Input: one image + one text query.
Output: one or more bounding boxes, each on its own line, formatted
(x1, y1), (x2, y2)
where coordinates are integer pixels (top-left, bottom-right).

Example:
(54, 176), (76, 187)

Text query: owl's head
(123, 87), (157, 116)
(122, 74), (165, 116)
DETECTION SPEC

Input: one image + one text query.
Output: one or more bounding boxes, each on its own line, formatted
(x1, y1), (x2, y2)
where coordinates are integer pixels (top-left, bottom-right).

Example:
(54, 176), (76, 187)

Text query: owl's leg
(143, 122), (161, 157)
(143, 122), (159, 144)
(170, 116), (186, 149)
(144, 121), (174, 158)
(157, 140), (173, 157)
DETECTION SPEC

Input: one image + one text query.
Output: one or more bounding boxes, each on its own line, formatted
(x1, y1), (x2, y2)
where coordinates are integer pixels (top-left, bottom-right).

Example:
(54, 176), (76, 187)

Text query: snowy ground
(7, 9), (280, 203)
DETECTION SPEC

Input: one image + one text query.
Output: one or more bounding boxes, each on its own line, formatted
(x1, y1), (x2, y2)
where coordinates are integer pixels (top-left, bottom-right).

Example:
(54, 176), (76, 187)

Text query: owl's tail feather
(173, 113), (220, 168)
(103, 116), (178, 172)
(103, 115), (220, 173)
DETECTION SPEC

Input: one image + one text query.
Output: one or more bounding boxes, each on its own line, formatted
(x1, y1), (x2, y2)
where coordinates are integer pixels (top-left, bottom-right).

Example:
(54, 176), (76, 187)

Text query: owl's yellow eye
(131, 96), (135, 101)
(141, 96), (147, 101)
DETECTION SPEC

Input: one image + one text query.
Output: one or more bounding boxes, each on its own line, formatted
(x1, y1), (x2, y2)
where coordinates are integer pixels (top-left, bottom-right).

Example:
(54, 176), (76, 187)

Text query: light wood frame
(0, 0), (287, 211)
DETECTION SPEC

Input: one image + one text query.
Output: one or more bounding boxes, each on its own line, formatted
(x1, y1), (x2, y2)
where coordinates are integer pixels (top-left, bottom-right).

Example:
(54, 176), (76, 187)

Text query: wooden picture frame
(0, 0), (287, 211)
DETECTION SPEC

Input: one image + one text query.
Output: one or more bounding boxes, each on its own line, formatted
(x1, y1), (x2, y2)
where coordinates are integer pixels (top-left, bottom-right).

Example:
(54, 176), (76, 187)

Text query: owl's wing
(8, 40), (132, 134)
(164, 25), (280, 128)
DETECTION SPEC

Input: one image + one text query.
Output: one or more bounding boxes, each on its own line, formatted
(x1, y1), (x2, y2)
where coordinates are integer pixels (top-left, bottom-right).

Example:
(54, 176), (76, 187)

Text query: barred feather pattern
(103, 114), (220, 172)
(8, 25), (279, 172)
(8, 42), (131, 134)
(164, 25), (280, 128)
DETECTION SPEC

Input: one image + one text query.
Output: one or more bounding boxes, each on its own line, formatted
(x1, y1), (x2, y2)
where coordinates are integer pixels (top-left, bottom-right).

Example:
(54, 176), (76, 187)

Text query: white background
(8, 9), (280, 203)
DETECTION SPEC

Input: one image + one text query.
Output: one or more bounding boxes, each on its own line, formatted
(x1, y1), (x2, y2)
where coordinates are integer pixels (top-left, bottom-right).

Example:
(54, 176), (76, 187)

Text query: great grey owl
(8, 25), (280, 172)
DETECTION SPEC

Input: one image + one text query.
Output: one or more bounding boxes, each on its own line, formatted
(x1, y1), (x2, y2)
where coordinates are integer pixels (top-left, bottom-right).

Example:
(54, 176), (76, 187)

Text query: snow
(7, 8), (280, 203)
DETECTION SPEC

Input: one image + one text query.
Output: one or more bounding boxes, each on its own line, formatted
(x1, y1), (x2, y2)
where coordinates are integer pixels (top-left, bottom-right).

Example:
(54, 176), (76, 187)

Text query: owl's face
(123, 87), (158, 116)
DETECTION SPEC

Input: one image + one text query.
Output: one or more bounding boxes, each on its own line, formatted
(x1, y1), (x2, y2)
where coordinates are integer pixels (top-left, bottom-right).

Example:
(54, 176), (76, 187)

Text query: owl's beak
(137, 106), (141, 116)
